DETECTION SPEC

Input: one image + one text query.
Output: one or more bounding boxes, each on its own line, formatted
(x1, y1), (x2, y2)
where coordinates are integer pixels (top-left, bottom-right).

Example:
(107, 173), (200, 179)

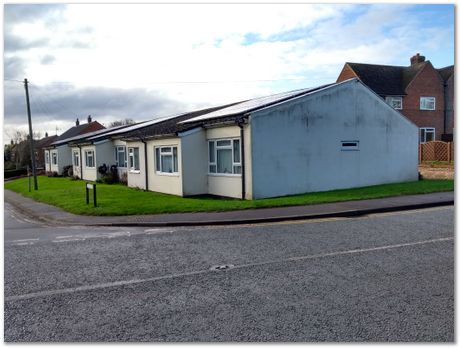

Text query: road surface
(4, 203), (454, 342)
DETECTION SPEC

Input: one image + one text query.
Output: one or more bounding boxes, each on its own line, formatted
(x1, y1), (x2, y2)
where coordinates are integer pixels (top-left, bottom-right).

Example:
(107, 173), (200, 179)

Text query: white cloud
(3, 3), (454, 144)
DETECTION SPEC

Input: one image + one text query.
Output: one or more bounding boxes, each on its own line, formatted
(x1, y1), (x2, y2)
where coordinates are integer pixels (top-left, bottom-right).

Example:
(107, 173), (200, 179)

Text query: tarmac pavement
(4, 189), (454, 227)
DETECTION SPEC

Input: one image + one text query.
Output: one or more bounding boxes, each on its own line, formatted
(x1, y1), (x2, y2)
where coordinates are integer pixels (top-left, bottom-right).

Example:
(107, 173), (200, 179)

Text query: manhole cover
(210, 264), (235, 271)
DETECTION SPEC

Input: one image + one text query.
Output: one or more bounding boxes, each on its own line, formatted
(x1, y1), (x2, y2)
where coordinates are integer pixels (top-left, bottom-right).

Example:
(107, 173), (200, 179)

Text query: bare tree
(108, 118), (135, 128)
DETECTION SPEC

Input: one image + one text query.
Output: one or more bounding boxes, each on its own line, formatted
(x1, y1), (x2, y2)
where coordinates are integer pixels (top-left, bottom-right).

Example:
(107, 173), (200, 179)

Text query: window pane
(426, 130), (435, 142)
(161, 155), (173, 173)
(117, 150), (125, 167)
(420, 129), (426, 143)
(209, 164), (216, 173)
(421, 97), (435, 110)
(209, 141), (215, 163)
(134, 148), (140, 170)
(216, 140), (231, 147)
(233, 165), (241, 174)
(173, 147), (178, 172)
(161, 147), (171, 153)
(155, 148), (160, 171)
(233, 139), (240, 163)
(217, 148), (232, 174)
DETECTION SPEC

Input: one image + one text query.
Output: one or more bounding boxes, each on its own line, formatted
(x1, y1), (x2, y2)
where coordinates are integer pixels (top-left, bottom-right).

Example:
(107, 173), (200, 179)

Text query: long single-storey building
(118, 78), (418, 199)
(43, 116), (105, 174)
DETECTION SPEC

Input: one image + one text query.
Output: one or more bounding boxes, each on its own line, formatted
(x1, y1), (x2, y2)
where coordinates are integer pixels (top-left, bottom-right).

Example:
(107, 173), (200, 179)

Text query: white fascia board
(178, 127), (202, 137)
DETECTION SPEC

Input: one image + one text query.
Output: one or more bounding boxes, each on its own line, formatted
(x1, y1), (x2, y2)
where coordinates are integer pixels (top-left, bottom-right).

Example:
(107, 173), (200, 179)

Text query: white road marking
(5, 236), (453, 302)
(144, 228), (175, 235)
(52, 238), (86, 243)
(8, 238), (39, 242)
(13, 242), (35, 246)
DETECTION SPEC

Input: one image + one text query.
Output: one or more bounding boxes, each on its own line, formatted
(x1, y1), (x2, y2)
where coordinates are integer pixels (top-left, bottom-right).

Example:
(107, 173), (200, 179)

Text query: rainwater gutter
(237, 118), (246, 200)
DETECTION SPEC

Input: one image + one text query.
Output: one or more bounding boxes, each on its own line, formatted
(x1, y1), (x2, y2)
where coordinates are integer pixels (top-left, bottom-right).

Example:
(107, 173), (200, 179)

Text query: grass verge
(4, 176), (454, 216)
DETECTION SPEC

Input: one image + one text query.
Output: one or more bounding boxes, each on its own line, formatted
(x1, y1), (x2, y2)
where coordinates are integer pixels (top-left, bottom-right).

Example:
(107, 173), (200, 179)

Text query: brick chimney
(87, 115), (92, 123)
(45, 132), (48, 137)
(410, 53), (425, 66)
(76, 118), (80, 126)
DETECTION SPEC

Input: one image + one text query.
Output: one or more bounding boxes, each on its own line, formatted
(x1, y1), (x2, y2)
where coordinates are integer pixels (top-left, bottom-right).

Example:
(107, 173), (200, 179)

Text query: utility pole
(24, 78), (38, 190)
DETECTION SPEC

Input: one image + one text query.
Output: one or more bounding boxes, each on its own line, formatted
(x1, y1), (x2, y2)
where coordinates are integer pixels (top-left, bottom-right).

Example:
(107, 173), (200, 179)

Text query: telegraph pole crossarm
(24, 78), (38, 190)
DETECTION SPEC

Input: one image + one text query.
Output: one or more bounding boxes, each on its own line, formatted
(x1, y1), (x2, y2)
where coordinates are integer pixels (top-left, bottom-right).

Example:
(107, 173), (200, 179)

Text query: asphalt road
(4, 203), (454, 342)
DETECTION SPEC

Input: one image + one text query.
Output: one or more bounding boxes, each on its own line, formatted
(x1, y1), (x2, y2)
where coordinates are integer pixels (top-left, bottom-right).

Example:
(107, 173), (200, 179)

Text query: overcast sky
(3, 3), (454, 144)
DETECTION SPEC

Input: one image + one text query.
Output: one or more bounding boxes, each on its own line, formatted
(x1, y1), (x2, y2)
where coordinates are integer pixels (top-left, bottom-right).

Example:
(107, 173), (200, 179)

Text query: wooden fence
(419, 141), (454, 163)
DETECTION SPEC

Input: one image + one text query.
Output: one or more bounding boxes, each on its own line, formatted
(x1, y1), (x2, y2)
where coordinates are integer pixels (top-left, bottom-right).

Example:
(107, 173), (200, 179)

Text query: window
(341, 140), (359, 151)
(385, 96), (403, 110)
(208, 138), (241, 175)
(73, 151), (80, 167)
(420, 97), (435, 110)
(420, 128), (435, 143)
(128, 147), (140, 171)
(85, 150), (95, 168)
(51, 152), (57, 165)
(115, 146), (127, 168)
(155, 146), (178, 174)
(45, 152), (49, 164)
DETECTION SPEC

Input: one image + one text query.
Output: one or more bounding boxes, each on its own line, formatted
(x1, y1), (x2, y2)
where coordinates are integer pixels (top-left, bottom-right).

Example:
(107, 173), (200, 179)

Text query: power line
(4, 78), (24, 83)
(29, 76), (337, 86)
(28, 83), (77, 118)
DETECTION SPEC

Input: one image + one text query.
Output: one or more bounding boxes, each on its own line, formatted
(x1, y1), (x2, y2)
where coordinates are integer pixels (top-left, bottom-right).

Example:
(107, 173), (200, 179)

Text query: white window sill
(155, 172), (180, 177)
(208, 173), (241, 177)
(129, 170), (141, 174)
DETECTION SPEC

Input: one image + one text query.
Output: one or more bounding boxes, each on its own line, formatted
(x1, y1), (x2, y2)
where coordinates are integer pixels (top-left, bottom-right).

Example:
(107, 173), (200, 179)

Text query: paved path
(4, 189), (454, 227)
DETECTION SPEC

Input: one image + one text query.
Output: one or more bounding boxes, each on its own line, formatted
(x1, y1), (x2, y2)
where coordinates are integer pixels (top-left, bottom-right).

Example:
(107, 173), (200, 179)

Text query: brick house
(336, 53), (454, 142)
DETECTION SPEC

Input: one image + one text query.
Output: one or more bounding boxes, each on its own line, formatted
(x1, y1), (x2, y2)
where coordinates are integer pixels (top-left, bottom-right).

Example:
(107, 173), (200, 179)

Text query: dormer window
(385, 96), (403, 110)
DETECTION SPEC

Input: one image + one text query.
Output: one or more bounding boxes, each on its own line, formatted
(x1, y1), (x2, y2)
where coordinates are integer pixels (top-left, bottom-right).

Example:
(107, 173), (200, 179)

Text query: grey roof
(121, 103), (240, 141)
(55, 121), (105, 141)
(87, 113), (188, 141)
(52, 125), (127, 146)
(181, 84), (333, 124)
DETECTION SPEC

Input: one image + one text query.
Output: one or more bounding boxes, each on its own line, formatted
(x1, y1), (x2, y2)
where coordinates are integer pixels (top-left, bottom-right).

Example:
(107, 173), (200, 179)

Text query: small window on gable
(341, 140), (359, 151)
(385, 96), (403, 110)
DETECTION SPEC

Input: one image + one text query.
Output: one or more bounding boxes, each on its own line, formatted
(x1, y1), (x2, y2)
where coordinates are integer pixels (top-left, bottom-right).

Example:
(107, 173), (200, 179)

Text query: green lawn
(4, 176), (454, 216)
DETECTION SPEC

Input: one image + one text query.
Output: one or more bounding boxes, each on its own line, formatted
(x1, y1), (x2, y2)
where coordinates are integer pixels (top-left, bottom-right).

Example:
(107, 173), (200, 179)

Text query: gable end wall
(250, 80), (419, 199)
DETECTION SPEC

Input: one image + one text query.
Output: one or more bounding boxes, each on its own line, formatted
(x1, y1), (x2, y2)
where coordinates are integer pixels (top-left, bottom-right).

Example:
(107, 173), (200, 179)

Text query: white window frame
(208, 138), (241, 176)
(420, 127), (435, 143)
(85, 150), (95, 168)
(128, 147), (140, 172)
(420, 97), (436, 111)
(51, 152), (58, 165)
(115, 146), (127, 168)
(155, 146), (179, 175)
(73, 150), (80, 167)
(45, 152), (49, 164)
(385, 96), (403, 110)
